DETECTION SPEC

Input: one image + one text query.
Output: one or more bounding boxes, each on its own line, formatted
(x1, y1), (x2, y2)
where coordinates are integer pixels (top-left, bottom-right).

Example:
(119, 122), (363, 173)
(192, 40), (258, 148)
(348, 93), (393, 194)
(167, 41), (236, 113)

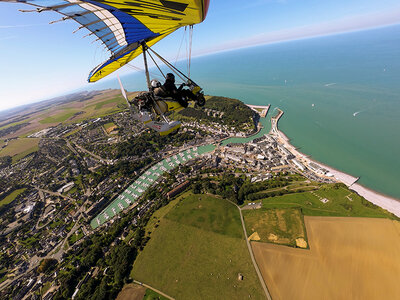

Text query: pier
(270, 108), (284, 136)
(246, 104), (270, 118)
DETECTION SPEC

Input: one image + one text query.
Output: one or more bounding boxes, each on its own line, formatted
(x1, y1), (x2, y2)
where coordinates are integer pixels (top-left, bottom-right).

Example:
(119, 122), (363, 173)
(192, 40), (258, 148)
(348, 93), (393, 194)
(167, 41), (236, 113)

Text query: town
(0, 93), (336, 299)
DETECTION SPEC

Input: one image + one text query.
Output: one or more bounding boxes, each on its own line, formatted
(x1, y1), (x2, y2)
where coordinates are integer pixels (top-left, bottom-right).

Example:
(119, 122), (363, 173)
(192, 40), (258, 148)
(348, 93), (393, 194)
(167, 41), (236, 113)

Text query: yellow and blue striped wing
(9, 0), (210, 82)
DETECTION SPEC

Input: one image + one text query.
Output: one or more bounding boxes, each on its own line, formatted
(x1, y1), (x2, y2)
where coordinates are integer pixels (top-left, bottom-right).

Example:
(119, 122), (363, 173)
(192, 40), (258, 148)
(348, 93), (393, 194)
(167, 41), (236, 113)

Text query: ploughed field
(252, 216), (400, 300)
(130, 193), (264, 300)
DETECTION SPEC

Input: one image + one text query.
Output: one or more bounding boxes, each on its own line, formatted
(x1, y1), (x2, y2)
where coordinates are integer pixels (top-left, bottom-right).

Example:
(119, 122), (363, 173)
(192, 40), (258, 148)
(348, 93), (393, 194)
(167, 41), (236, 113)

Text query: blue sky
(1, 0), (400, 111)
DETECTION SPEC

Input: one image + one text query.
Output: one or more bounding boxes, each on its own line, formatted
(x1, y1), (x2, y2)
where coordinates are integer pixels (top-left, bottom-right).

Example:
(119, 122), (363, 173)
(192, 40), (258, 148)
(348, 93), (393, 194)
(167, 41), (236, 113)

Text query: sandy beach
(272, 113), (400, 218)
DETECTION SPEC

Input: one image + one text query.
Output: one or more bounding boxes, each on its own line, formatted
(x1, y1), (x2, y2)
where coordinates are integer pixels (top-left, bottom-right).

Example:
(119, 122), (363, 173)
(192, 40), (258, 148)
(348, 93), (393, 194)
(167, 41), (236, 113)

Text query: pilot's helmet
(166, 73), (175, 81)
(151, 79), (161, 88)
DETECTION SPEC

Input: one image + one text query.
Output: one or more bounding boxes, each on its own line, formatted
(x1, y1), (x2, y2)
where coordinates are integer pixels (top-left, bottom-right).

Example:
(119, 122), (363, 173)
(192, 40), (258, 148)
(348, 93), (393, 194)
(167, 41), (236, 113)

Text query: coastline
(272, 111), (400, 218)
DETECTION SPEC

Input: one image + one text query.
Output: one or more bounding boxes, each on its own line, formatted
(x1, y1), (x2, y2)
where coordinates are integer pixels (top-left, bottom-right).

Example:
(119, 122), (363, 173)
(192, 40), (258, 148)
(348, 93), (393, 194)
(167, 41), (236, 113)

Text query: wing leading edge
(8, 0), (210, 82)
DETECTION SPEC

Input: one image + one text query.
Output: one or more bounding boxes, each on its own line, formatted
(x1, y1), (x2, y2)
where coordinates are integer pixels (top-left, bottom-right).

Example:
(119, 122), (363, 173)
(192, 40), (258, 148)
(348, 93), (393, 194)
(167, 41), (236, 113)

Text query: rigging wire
(147, 47), (192, 83)
(125, 63), (160, 79)
(147, 50), (166, 79)
(174, 26), (187, 65)
(188, 25), (193, 79)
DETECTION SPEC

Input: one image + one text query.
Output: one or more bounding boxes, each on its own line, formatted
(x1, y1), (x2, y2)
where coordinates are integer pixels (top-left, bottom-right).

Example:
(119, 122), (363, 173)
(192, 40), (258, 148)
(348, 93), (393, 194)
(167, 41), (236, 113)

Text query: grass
(39, 109), (80, 124)
(144, 193), (187, 236)
(93, 96), (125, 110)
(19, 233), (40, 249)
(243, 208), (307, 247)
(38, 95), (125, 125)
(0, 267), (7, 283)
(104, 122), (118, 134)
(41, 282), (52, 296)
(131, 192), (264, 300)
(0, 188), (26, 207)
(0, 138), (39, 163)
(259, 184), (398, 219)
(165, 193), (243, 239)
(49, 218), (63, 229)
(63, 127), (82, 138)
(143, 289), (168, 300)
(0, 275), (7, 284)
(0, 118), (33, 131)
(68, 229), (83, 245)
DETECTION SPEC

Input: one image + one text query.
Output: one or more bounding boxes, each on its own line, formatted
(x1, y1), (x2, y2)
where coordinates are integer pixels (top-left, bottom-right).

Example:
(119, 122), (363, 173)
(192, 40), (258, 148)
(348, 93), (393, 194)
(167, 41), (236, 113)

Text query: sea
(91, 24), (400, 199)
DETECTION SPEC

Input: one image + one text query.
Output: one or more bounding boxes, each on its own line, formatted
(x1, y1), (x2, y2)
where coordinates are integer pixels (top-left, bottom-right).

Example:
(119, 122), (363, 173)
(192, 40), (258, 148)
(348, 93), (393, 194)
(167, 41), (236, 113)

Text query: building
(166, 180), (190, 199)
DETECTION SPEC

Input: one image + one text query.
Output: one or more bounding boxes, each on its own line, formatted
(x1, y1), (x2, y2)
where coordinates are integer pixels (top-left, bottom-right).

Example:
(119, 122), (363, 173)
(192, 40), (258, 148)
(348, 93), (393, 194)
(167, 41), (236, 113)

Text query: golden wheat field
(252, 216), (400, 300)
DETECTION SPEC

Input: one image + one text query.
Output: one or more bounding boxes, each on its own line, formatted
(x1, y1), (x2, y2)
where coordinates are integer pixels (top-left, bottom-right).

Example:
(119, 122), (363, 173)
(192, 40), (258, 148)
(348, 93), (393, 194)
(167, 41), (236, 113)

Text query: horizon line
(1, 22), (400, 113)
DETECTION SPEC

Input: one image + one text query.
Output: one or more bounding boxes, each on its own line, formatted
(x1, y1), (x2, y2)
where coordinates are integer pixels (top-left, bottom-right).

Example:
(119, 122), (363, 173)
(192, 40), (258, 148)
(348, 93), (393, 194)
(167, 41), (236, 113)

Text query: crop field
(243, 208), (307, 247)
(39, 95), (126, 124)
(104, 122), (117, 134)
(252, 216), (400, 300)
(0, 138), (39, 162)
(259, 184), (398, 219)
(0, 188), (26, 208)
(39, 109), (80, 124)
(1, 90), (129, 138)
(131, 193), (264, 300)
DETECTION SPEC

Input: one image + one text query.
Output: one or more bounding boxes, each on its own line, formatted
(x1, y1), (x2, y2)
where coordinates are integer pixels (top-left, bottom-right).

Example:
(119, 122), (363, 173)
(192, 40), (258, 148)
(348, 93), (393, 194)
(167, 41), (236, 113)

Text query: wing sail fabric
(6, 0), (210, 82)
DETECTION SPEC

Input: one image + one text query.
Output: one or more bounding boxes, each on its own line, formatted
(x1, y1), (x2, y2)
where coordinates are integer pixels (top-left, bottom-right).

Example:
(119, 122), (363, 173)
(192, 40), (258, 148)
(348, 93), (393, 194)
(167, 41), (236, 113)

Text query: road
(73, 142), (112, 164)
(223, 198), (272, 300)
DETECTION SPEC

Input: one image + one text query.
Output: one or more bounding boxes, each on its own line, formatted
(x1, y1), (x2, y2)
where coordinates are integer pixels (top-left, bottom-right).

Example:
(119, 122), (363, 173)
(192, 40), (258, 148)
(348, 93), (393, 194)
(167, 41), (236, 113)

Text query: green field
(39, 109), (80, 124)
(38, 96), (125, 125)
(259, 184), (398, 219)
(143, 289), (168, 300)
(93, 97), (125, 110)
(131, 193), (264, 300)
(104, 122), (116, 130)
(0, 118), (33, 131)
(63, 127), (82, 138)
(0, 138), (39, 162)
(165, 194), (243, 238)
(68, 229), (84, 245)
(243, 208), (307, 247)
(0, 188), (26, 208)
(104, 122), (118, 134)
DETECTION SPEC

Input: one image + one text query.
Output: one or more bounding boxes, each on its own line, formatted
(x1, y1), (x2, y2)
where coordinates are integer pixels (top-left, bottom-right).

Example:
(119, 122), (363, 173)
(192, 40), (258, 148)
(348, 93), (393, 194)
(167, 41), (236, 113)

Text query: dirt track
(252, 216), (400, 300)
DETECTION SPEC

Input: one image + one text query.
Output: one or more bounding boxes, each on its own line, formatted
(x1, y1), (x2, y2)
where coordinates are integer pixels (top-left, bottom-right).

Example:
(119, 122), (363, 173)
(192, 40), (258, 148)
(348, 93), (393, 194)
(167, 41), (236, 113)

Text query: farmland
(0, 138), (39, 162)
(252, 216), (400, 300)
(131, 193), (264, 300)
(0, 188), (26, 208)
(39, 95), (126, 124)
(243, 208), (307, 247)
(0, 90), (129, 139)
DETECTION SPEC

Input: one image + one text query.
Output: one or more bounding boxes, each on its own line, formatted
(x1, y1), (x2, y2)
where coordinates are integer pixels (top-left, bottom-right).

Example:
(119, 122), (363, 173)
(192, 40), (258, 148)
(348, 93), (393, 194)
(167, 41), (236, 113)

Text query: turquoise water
(220, 116), (271, 146)
(92, 25), (400, 199)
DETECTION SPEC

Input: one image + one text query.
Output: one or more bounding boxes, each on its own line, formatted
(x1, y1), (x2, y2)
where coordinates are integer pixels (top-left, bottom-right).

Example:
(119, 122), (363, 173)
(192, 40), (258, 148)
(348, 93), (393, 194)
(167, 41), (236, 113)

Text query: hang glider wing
(5, 0), (210, 82)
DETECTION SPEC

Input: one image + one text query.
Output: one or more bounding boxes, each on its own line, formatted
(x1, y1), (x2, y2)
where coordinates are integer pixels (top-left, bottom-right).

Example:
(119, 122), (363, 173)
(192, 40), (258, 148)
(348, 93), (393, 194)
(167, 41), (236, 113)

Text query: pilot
(161, 73), (196, 108)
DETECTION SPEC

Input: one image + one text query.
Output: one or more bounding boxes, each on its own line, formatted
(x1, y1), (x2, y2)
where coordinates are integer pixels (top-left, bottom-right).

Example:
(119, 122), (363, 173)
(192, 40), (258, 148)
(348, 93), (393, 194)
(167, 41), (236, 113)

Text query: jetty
(270, 108), (284, 136)
(247, 104), (270, 118)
